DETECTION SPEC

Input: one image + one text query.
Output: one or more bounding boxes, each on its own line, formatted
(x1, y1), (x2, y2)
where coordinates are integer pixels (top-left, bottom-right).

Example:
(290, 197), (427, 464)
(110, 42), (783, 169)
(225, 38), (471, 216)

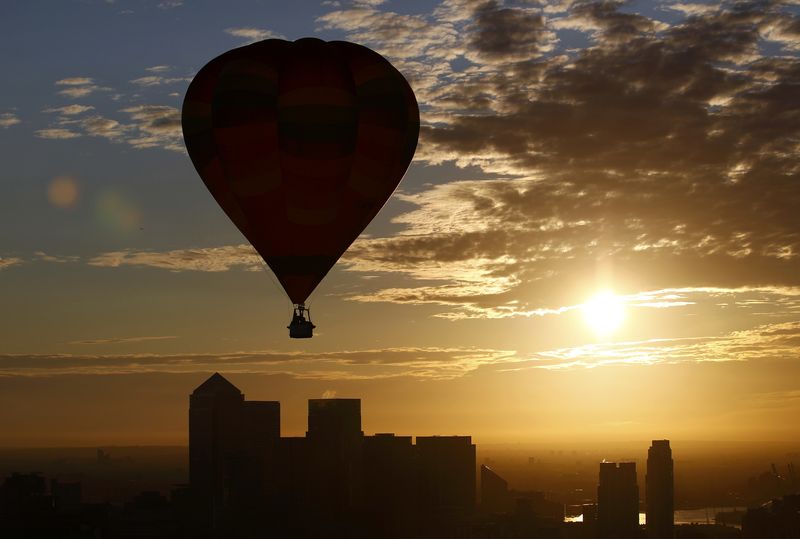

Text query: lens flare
(95, 191), (141, 234)
(47, 176), (79, 209)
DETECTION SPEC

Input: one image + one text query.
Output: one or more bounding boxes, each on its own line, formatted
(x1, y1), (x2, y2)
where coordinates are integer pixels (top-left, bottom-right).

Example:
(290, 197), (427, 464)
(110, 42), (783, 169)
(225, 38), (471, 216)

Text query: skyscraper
(188, 373), (279, 531)
(306, 398), (364, 536)
(416, 435), (476, 530)
(363, 433), (416, 538)
(188, 375), (478, 537)
(307, 398), (363, 442)
(597, 461), (639, 539)
(646, 440), (674, 539)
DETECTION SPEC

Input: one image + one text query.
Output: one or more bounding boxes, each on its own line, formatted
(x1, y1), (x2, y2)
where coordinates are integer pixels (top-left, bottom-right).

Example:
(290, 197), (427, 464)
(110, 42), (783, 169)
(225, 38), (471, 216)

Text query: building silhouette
(742, 493), (800, 539)
(188, 372), (280, 532)
(416, 435), (476, 530)
(598, 461), (640, 539)
(647, 440), (674, 539)
(481, 464), (510, 514)
(188, 373), (476, 538)
(362, 433), (417, 538)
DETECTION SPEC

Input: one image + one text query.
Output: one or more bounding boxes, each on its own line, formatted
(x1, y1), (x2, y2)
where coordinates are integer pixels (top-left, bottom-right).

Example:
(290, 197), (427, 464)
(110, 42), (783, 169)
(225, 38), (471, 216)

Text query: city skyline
(2, 0), (800, 448)
(189, 372), (477, 537)
(2, 374), (798, 537)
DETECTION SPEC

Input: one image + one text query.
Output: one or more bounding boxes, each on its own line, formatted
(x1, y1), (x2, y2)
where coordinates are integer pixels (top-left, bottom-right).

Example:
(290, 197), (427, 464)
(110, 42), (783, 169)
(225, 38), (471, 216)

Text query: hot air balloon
(182, 38), (419, 338)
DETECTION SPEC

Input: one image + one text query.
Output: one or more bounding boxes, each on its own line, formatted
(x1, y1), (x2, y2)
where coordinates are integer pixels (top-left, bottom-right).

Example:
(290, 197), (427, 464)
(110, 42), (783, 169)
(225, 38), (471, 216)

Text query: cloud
(0, 347), (517, 380)
(34, 251), (79, 263)
(663, 3), (721, 17)
(35, 128), (82, 139)
(0, 257), (23, 270)
(528, 321), (800, 369)
(58, 87), (99, 98)
(43, 104), (95, 115)
(129, 75), (189, 86)
(5, 320), (800, 378)
(317, 6), (460, 60)
(0, 112), (20, 128)
(55, 77), (94, 86)
(224, 27), (285, 44)
(314, 1), (800, 319)
(79, 115), (127, 139)
(87, 244), (263, 272)
(39, 105), (183, 152)
(745, 388), (800, 412)
(338, 169), (800, 319)
(145, 65), (171, 73)
(760, 10), (800, 51)
(552, 0), (666, 43)
(467, 1), (551, 62)
(68, 336), (178, 345)
(32, 1), (799, 324)
(119, 105), (183, 151)
(55, 77), (109, 98)
(157, 0), (182, 8)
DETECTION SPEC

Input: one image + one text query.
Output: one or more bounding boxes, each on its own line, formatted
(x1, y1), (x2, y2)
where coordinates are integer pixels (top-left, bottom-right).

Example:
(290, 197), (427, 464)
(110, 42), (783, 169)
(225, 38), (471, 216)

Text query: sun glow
(582, 290), (625, 337)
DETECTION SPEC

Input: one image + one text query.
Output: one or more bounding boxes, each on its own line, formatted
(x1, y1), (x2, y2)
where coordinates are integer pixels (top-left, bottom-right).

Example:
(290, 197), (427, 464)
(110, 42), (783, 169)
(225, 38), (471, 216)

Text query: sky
(1, 0), (799, 447)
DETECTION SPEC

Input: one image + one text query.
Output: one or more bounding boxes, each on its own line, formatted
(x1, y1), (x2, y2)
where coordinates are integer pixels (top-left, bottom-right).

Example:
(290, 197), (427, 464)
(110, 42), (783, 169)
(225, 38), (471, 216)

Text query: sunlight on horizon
(582, 290), (625, 338)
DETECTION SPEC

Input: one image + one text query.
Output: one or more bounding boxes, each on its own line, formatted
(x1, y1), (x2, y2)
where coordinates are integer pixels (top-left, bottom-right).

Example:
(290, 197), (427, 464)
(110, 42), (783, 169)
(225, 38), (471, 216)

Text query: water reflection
(564, 507), (745, 528)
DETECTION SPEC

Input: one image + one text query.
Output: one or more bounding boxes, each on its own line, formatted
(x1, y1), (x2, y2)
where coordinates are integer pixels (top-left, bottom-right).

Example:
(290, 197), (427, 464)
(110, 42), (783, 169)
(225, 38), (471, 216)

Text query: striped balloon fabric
(182, 38), (419, 305)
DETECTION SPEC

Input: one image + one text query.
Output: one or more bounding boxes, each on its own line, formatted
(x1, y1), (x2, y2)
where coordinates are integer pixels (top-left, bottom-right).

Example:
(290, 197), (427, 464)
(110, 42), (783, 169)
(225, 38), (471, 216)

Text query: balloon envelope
(182, 38), (419, 304)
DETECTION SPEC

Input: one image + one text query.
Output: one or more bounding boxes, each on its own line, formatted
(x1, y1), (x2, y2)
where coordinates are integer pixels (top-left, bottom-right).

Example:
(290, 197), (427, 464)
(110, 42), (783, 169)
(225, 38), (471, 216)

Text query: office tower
(242, 401), (280, 449)
(188, 373), (279, 531)
(189, 373), (245, 528)
(187, 377), (481, 537)
(597, 462), (639, 539)
(306, 398), (364, 537)
(363, 433), (416, 538)
(481, 464), (510, 514)
(307, 398), (362, 441)
(270, 436), (309, 534)
(416, 435), (476, 528)
(646, 440), (674, 539)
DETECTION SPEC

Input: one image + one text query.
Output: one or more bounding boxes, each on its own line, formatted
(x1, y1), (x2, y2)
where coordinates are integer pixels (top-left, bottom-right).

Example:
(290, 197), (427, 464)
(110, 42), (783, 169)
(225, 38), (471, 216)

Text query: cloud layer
(87, 245), (262, 272)
(0, 347), (517, 380)
(319, 0), (800, 320)
(5, 319), (800, 378)
(529, 320), (800, 369)
(0, 112), (21, 128)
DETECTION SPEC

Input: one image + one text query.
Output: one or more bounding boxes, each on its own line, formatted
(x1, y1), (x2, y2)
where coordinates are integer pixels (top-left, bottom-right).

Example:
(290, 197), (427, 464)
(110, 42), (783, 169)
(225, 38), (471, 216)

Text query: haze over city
(1, 0), (799, 455)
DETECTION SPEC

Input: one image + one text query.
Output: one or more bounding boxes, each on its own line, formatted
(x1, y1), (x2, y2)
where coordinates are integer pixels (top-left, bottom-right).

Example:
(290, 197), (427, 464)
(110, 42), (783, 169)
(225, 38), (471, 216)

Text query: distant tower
(597, 462), (639, 539)
(646, 440), (674, 539)
(480, 464), (510, 514)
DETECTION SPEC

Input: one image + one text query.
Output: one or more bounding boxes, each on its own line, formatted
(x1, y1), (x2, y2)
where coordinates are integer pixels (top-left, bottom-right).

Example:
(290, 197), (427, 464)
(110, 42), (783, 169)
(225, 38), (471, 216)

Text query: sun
(582, 290), (625, 337)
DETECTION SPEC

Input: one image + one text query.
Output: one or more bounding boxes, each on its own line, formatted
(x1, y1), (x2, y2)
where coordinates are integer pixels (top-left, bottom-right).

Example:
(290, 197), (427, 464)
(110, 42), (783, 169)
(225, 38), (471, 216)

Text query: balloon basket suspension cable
(288, 303), (316, 339)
